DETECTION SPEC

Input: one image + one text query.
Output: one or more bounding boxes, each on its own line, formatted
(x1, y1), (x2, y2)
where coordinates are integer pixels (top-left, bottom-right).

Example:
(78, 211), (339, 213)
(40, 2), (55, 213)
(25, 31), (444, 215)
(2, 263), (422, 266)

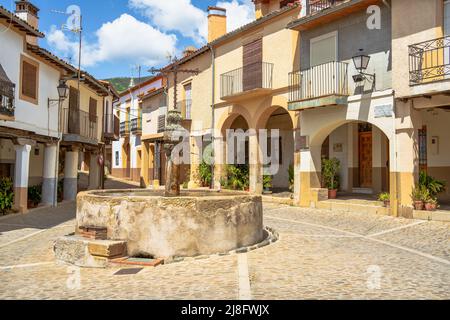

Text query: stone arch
(217, 104), (253, 137)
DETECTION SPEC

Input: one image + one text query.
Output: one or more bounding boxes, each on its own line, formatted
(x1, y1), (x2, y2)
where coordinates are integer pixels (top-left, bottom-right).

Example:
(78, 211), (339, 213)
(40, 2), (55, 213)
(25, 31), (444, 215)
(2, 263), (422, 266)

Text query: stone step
(54, 236), (127, 268)
(352, 188), (374, 194)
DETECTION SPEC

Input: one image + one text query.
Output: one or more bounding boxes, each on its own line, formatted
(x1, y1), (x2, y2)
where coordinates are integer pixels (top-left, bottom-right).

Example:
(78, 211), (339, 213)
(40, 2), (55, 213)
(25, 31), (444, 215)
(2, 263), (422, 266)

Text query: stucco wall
(0, 25), (61, 138)
(299, 6), (392, 94)
(392, 0), (445, 97)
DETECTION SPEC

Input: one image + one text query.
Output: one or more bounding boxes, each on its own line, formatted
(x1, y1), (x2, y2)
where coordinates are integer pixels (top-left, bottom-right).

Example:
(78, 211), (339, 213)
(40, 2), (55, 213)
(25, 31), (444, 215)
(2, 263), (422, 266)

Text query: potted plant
(27, 185), (42, 209)
(0, 177), (14, 215)
(424, 197), (438, 212)
(378, 192), (390, 207)
(411, 186), (428, 211)
(288, 165), (294, 192)
(263, 175), (272, 194)
(322, 158), (340, 199)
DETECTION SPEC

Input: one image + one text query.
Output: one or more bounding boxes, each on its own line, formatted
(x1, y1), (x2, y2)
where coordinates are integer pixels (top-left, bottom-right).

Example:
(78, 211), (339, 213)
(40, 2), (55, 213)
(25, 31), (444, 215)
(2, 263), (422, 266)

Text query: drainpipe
(208, 44), (216, 189)
(53, 96), (62, 207)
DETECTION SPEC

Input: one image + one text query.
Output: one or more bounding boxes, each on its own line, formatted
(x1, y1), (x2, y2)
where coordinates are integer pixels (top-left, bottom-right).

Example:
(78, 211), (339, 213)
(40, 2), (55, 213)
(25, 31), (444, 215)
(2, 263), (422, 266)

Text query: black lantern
(352, 49), (371, 72)
(352, 49), (375, 83)
(57, 79), (69, 100)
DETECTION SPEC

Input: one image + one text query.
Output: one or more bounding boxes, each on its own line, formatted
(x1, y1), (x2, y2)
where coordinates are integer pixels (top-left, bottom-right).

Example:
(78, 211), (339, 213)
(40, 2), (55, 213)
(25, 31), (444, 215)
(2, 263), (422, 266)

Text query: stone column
(88, 151), (100, 190)
(13, 143), (32, 213)
(249, 131), (263, 194)
(213, 135), (226, 189)
(64, 147), (79, 201)
(141, 141), (150, 188)
(188, 135), (202, 189)
(153, 142), (160, 188)
(299, 145), (323, 207)
(42, 143), (58, 206)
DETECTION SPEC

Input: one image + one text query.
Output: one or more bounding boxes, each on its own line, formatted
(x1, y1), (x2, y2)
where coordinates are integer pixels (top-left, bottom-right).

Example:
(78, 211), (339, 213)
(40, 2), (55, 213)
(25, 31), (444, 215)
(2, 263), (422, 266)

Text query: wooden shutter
(21, 60), (37, 100)
(68, 87), (80, 134)
(243, 38), (262, 91)
(89, 97), (97, 123)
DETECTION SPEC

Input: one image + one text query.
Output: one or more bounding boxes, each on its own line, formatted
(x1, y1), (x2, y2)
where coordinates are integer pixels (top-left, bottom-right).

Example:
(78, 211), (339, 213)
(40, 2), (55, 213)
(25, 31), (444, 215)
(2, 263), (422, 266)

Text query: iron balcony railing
(176, 99), (192, 120)
(157, 115), (166, 133)
(409, 35), (450, 85)
(130, 117), (142, 134)
(307, 0), (347, 15)
(220, 62), (274, 98)
(120, 120), (130, 137)
(103, 113), (120, 140)
(62, 108), (98, 141)
(288, 61), (349, 102)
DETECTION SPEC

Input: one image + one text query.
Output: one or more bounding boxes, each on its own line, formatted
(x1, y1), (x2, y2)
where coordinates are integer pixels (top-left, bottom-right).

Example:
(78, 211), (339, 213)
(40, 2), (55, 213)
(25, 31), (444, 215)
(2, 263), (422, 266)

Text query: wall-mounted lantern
(352, 49), (376, 83)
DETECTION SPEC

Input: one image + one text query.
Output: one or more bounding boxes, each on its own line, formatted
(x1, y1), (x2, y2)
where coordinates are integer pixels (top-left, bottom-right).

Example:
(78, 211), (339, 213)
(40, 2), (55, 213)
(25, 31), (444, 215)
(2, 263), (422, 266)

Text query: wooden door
(359, 132), (372, 188)
(243, 38), (262, 91)
(68, 87), (80, 134)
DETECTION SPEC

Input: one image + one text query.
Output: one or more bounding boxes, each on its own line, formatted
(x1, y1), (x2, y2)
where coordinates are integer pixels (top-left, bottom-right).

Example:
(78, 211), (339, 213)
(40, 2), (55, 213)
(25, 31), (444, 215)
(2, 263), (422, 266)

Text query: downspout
(53, 95), (62, 207)
(208, 44), (216, 189)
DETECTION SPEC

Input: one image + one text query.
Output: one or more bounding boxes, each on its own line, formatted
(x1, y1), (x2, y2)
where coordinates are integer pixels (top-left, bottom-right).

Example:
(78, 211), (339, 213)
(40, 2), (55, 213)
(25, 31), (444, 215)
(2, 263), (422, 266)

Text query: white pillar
(64, 147), (79, 201)
(42, 144), (58, 206)
(13, 144), (32, 213)
(89, 152), (100, 190)
(249, 132), (263, 194)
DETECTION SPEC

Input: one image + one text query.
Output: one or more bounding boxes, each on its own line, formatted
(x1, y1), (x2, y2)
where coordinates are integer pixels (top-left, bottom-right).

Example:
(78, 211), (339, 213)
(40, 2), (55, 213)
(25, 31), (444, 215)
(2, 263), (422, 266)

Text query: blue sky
(1, 0), (255, 79)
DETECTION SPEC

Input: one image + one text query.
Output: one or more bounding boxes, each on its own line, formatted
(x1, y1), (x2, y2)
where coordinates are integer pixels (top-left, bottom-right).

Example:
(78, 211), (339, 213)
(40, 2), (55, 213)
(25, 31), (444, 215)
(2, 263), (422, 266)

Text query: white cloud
(129, 0), (207, 44)
(129, 0), (255, 43)
(46, 14), (177, 68)
(217, 0), (254, 33)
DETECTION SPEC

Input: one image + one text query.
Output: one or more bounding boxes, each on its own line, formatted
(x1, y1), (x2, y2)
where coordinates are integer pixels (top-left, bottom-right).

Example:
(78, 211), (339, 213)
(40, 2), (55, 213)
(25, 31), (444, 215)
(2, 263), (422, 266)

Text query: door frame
(358, 131), (373, 188)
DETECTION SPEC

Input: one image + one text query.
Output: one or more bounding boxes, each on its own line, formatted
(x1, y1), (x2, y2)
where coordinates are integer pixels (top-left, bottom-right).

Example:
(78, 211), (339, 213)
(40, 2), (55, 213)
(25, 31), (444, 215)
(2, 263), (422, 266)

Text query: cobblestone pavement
(0, 199), (449, 300)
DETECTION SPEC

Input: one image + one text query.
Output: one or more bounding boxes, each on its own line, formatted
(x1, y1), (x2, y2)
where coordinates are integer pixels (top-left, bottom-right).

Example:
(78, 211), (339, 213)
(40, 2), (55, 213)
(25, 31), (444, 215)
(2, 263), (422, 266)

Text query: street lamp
(352, 49), (375, 83)
(57, 79), (69, 101)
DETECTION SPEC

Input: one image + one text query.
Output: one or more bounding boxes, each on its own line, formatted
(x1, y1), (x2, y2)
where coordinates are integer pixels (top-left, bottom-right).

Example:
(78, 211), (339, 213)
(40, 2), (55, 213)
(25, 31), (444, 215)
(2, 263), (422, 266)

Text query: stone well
(75, 190), (264, 258)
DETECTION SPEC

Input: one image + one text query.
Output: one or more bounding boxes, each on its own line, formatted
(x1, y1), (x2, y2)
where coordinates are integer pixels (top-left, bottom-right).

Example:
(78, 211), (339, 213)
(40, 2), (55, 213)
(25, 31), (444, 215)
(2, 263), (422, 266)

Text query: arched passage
(299, 117), (394, 208)
(259, 107), (295, 192)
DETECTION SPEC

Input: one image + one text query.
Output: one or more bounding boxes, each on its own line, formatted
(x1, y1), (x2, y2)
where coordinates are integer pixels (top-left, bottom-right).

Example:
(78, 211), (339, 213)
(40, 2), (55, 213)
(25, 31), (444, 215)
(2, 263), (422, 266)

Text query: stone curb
(163, 226), (279, 265)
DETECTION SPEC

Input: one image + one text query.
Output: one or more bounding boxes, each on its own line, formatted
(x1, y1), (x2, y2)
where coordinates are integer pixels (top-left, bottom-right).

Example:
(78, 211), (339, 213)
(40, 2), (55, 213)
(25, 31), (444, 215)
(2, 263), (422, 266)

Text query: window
(418, 126), (427, 172)
(310, 31), (338, 67)
(20, 55), (39, 104)
(89, 97), (97, 123)
(115, 151), (119, 166)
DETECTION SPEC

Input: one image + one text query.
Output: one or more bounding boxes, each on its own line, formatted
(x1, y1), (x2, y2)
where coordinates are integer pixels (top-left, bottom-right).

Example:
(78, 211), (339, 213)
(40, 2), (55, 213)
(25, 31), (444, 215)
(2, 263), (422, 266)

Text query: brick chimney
(15, 0), (39, 45)
(207, 6), (227, 43)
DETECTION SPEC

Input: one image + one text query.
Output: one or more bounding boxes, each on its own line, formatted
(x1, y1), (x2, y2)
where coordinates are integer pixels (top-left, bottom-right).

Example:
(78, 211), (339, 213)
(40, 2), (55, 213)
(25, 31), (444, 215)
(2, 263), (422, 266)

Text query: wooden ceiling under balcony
(289, 0), (382, 31)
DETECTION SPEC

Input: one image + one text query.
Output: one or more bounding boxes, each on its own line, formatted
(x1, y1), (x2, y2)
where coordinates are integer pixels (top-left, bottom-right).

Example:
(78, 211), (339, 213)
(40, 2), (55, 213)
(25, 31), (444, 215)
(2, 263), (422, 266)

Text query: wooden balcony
(61, 108), (98, 145)
(103, 113), (120, 141)
(120, 120), (130, 138)
(288, 0), (380, 31)
(220, 62), (273, 102)
(130, 117), (142, 135)
(288, 61), (349, 111)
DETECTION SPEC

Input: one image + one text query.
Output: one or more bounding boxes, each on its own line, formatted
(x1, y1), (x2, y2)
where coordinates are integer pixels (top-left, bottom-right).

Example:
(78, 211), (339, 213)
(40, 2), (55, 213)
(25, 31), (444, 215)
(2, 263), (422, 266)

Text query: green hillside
(104, 76), (152, 93)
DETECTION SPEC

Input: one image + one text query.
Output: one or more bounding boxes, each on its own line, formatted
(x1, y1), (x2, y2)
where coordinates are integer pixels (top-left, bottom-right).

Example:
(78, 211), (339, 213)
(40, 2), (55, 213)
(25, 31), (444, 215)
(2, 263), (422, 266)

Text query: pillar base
(64, 178), (78, 201)
(42, 177), (57, 206)
(13, 187), (28, 214)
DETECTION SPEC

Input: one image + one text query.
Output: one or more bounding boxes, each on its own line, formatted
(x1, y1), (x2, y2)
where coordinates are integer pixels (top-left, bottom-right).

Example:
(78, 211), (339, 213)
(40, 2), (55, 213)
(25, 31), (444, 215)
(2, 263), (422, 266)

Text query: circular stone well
(76, 190), (264, 258)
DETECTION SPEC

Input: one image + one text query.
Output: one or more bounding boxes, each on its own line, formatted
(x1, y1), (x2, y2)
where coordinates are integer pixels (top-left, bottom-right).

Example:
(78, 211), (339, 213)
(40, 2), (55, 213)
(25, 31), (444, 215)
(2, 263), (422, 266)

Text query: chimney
(15, 0), (39, 45)
(183, 46), (197, 57)
(207, 6), (227, 43)
(254, 0), (270, 19)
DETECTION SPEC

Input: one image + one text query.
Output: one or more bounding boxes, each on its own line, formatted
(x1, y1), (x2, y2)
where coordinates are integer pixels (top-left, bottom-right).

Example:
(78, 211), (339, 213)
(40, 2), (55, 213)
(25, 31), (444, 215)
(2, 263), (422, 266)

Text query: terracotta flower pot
(328, 189), (338, 199)
(384, 200), (390, 208)
(425, 202), (437, 212)
(414, 201), (424, 211)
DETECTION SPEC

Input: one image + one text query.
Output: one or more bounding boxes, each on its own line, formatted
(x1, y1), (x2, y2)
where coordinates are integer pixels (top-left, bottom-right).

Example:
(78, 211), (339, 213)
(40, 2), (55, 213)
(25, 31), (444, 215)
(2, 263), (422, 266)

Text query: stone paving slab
(0, 199), (449, 300)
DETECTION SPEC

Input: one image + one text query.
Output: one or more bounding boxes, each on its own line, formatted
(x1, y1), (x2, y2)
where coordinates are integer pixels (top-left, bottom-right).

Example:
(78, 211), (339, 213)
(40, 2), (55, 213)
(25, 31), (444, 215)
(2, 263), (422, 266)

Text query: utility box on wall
(431, 136), (439, 155)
